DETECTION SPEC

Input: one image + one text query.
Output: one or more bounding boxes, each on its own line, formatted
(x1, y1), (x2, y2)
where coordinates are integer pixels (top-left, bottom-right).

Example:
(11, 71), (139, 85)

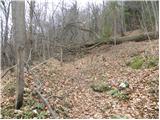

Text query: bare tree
(0, 0), (13, 68)
(25, 1), (35, 63)
(1, 0), (11, 46)
(12, 0), (26, 109)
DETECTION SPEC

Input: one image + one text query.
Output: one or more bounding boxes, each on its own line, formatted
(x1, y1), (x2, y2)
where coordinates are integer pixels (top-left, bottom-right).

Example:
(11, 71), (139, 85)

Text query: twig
(26, 48), (32, 65)
(1, 64), (16, 79)
(30, 58), (53, 71)
(85, 42), (102, 50)
(1, 57), (55, 78)
(25, 61), (59, 119)
(35, 88), (59, 119)
(47, 95), (64, 100)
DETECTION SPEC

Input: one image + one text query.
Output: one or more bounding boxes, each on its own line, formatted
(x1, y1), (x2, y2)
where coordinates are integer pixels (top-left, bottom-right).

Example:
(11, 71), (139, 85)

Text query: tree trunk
(107, 31), (158, 44)
(25, 1), (35, 62)
(151, 1), (159, 35)
(83, 31), (158, 48)
(12, 1), (26, 109)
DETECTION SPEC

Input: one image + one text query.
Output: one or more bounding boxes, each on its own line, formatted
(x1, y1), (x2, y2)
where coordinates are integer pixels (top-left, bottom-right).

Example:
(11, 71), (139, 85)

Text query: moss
(127, 55), (158, 69)
(37, 111), (48, 119)
(91, 82), (111, 92)
(35, 103), (45, 110)
(108, 88), (129, 100)
(108, 88), (119, 96)
(145, 56), (158, 68)
(128, 56), (144, 69)
(23, 111), (35, 119)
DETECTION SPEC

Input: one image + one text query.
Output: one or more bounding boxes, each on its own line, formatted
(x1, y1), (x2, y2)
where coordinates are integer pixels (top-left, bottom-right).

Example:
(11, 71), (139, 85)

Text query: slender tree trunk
(113, 14), (117, 45)
(1, 18), (3, 43)
(25, 1), (35, 62)
(114, 18), (116, 45)
(151, 1), (158, 35)
(3, 2), (11, 47)
(12, 1), (26, 109)
(120, 0), (125, 35)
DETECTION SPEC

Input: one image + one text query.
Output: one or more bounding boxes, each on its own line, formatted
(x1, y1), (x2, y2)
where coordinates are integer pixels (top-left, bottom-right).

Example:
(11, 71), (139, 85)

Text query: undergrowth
(126, 55), (158, 69)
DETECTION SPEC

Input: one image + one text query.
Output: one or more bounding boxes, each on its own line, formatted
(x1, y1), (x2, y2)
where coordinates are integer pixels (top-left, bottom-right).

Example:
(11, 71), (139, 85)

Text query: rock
(119, 81), (129, 90)
(90, 82), (111, 92)
(32, 109), (38, 114)
(14, 110), (23, 114)
(24, 88), (31, 93)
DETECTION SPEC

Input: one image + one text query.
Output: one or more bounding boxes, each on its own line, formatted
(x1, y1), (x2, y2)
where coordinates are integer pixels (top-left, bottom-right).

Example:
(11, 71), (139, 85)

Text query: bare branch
(34, 88), (59, 118)
(1, 64), (16, 79)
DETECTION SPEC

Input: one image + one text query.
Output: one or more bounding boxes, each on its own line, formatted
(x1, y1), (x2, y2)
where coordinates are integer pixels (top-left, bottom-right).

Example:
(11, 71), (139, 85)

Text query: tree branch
(34, 88), (59, 118)
(1, 64), (16, 79)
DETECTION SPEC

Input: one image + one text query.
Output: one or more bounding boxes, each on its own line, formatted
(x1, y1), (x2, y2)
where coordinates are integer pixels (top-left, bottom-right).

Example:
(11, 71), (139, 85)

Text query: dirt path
(1, 40), (159, 119)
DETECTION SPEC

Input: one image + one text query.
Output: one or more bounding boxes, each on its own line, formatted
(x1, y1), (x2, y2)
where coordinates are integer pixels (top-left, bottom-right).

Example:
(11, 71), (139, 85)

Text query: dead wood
(34, 88), (59, 119)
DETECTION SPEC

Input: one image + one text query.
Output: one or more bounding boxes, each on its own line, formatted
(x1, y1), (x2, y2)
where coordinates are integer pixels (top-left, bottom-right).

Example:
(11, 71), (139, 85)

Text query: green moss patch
(127, 56), (144, 69)
(127, 55), (158, 69)
(91, 82), (129, 100)
(90, 82), (112, 92)
(145, 56), (159, 68)
(108, 88), (129, 100)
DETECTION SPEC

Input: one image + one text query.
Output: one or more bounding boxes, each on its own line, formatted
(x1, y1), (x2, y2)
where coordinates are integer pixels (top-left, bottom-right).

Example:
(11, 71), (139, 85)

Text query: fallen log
(82, 31), (158, 50)
(35, 88), (59, 119)
(107, 31), (158, 44)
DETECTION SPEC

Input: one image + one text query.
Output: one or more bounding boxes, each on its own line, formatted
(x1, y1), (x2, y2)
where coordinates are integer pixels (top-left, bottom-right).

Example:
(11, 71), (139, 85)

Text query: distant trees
(140, 1), (159, 36)
(1, 0), (159, 70)
(1, 0), (15, 68)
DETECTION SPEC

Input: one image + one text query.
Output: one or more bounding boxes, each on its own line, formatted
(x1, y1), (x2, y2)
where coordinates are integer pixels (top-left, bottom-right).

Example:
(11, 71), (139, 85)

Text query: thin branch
(30, 58), (53, 71)
(24, 60), (59, 119)
(35, 88), (59, 118)
(26, 48), (33, 65)
(1, 64), (16, 79)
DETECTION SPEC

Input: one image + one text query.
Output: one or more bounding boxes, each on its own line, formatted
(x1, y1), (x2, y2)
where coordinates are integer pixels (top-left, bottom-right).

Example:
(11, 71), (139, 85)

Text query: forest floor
(1, 39), (159, 119)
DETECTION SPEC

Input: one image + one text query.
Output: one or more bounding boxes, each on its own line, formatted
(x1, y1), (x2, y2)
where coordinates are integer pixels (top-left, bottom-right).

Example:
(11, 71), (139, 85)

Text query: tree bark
(82, 31), (158, 48)
(12, 1), (26, 109)
(25, 1), (35, 62)
(107, 31), (158, 44)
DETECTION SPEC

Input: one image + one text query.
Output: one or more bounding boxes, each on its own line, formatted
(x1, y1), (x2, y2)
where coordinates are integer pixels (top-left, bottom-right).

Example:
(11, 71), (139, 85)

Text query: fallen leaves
(1, 40), (159, 119)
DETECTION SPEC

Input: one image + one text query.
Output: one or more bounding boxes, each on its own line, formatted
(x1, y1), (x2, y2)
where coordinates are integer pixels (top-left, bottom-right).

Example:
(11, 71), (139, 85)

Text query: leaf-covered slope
(1, 40), (159, 119)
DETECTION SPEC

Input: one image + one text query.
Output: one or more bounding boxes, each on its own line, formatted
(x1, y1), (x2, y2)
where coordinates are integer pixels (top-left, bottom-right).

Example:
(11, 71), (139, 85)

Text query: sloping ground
(1, 40), (159, 119)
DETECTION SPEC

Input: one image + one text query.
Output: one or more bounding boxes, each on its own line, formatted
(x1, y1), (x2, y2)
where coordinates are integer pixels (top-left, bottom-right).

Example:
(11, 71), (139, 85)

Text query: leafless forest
(0, 0), (159, 119)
